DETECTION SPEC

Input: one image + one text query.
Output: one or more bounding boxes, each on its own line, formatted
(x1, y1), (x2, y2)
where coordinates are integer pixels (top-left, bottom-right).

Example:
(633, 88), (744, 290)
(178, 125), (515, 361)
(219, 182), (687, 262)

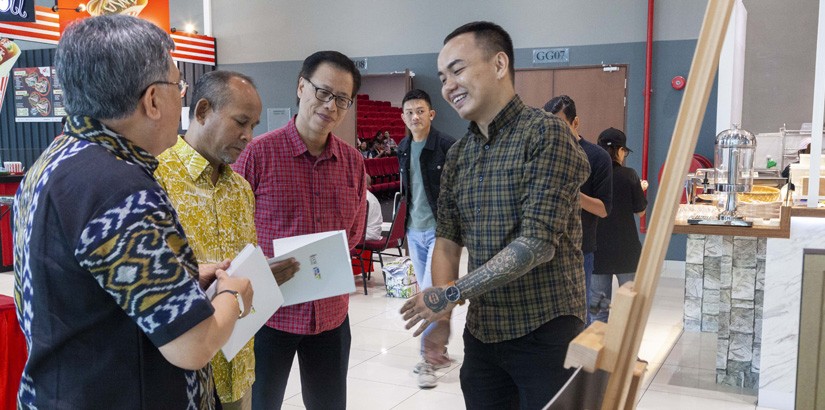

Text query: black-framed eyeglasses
(140, 78), (189, 98)
(303, 77), (353, 110)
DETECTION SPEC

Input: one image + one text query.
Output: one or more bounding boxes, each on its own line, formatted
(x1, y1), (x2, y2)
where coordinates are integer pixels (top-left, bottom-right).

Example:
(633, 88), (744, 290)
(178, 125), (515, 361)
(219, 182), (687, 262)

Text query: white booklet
(205, 244), (284, 361)
(271, 230), (355, 306)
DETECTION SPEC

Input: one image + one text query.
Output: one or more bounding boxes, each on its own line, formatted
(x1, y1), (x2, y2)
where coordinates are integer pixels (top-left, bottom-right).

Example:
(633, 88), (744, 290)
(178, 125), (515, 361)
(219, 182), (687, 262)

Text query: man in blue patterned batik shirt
(13, 15), (252, 409)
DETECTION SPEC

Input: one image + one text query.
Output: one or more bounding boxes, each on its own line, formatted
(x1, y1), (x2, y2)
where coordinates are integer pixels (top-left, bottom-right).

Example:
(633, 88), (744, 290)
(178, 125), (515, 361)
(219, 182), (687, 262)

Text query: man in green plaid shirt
(401, 21), (590, 408)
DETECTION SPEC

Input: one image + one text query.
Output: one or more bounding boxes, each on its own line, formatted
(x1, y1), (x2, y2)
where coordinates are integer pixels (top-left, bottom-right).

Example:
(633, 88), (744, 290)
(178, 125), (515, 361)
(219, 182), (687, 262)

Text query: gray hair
(55, 14), (175, 120)
(189, 70), (257, 120)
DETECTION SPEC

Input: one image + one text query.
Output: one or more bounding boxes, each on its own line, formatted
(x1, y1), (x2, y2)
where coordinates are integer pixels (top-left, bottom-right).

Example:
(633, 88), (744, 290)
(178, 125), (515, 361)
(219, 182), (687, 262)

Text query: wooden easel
(550, 1), (737, 409)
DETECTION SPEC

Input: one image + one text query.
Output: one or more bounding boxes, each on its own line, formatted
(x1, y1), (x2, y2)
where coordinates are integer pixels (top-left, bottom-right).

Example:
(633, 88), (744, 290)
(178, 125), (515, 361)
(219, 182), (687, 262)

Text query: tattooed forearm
(422, 287), (449, 313)
(457, 236), (554, 300)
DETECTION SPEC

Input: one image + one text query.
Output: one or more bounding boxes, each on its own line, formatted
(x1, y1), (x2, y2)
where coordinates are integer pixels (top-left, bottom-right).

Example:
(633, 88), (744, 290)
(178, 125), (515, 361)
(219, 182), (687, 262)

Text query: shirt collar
(284, 116), (341, 161)
(170, 135), (218, 182)
(64, 115), (158, 175)
(468, 95), (524, 144)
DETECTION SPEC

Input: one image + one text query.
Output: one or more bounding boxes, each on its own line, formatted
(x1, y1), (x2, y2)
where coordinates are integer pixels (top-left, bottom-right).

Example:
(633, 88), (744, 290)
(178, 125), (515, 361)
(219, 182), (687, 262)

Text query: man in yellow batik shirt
(155, 70), (299, 410)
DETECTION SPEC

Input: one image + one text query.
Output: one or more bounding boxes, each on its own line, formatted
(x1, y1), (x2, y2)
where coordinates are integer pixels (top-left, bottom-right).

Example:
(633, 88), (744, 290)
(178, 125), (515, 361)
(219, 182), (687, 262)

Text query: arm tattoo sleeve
(457, 236), (555, 300)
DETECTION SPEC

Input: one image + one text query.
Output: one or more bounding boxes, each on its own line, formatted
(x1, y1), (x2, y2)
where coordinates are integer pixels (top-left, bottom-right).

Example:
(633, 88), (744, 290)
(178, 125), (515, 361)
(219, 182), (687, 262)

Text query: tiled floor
(0, 254), (780, 409)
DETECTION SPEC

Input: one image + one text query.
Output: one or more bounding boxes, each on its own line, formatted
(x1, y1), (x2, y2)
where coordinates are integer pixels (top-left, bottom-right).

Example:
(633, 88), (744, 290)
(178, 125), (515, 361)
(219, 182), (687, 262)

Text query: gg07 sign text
(532, 48), (570, 65)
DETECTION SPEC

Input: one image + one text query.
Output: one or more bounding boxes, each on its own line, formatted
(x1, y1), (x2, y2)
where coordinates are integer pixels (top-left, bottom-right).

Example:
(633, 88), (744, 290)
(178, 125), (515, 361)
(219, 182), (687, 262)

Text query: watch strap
(217, 289), (243, 318)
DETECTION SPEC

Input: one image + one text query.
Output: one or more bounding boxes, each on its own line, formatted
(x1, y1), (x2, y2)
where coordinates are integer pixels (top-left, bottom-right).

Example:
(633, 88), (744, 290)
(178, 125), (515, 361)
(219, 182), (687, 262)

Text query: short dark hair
(444, 21), (515, 84)
(189, 70), (256, 120)
(544, 95), (577, 123)
(401, 89), (432, 109)
(298, 51), (362, 98)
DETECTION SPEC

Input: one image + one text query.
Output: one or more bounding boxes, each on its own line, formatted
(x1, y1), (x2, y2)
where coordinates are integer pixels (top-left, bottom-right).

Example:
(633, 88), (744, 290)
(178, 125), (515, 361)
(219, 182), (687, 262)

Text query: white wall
(211, 0), (707, 64)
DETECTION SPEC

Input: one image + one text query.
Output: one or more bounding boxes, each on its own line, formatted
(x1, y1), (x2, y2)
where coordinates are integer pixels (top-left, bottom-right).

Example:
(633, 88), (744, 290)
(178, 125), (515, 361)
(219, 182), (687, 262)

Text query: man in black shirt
(545, 95), (613, 324)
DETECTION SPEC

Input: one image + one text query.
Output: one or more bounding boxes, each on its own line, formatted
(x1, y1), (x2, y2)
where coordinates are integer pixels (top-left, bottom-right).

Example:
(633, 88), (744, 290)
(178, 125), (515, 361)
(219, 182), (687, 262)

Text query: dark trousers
(460, 315), (583, 410)
(251, 316), (351, 410)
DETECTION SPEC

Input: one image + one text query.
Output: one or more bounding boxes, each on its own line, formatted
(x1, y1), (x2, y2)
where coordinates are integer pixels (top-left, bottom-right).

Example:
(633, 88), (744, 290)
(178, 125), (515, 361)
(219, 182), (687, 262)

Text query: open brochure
(271, 230), (355, 306)
(205, 244), (284, 361)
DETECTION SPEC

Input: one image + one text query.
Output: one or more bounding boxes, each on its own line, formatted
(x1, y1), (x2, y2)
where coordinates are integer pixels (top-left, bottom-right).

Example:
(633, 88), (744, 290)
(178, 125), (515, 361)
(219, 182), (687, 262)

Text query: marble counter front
(759, 217), (825, 409)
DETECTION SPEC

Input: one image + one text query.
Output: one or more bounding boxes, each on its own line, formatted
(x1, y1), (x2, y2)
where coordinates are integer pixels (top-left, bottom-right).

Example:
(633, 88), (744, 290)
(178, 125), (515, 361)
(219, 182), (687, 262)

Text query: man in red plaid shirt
(233, 51), (367, 410)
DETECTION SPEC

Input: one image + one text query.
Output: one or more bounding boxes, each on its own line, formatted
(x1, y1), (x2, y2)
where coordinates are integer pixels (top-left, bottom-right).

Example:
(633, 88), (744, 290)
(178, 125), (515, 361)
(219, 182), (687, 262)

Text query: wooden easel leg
(624, 360), (648, 410)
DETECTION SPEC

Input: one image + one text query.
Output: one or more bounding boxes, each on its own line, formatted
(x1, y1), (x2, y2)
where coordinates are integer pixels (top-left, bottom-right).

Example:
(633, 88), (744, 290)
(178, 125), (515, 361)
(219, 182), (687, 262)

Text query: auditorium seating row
(356, 94), (406, 143)
(364, 157), (400, 197)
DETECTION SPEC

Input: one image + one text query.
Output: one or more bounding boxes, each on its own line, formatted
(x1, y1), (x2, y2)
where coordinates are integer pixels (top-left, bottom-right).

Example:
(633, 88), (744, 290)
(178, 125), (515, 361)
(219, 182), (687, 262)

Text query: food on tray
(738, 185), (780, 203)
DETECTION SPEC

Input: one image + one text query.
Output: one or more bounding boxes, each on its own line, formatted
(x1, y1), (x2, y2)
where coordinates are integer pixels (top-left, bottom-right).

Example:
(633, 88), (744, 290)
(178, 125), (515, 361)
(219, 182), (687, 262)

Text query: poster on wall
(0, 0), (35, 22)
(12, 66), (65, 122)
(58, 0), (170, 33)
(0, 38), (21, 113)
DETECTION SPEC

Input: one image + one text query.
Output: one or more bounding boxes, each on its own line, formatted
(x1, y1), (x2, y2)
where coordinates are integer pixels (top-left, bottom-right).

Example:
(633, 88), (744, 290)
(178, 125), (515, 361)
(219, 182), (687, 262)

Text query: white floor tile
(638, 389), (756, 409)
(284, 379), (420, 410)
(349, 325), (413, 354)
(391, 389), (465, 409)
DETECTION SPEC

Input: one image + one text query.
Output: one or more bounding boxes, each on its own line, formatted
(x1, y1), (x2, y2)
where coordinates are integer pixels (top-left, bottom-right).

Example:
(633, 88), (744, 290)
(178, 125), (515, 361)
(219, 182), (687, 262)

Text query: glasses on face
(303, 77), (353, 110)
(622, 147), (631, 156)
(141, 78), (189, 98)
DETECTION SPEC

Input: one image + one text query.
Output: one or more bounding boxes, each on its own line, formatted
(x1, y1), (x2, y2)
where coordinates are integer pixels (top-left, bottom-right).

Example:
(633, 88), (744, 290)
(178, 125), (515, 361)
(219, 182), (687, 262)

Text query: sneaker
(413, 358), (450, 374)
(417, 362), (438, 389)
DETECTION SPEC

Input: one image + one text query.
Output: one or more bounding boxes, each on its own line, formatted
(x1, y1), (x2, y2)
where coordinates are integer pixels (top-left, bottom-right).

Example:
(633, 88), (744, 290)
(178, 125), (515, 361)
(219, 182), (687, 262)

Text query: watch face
(446, 286), (460, 302)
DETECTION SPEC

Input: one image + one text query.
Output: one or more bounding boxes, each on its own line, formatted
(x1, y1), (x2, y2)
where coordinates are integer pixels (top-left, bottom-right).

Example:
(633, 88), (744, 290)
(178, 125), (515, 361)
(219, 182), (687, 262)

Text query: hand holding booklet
(271, 230), (356, 306)
(205, 244), (284, 361)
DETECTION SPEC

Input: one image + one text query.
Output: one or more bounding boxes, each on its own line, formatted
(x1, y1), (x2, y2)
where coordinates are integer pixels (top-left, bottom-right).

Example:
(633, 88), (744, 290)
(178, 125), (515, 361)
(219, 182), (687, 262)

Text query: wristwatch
(444, 282), (465, 305)
(217, 289), (244, 318)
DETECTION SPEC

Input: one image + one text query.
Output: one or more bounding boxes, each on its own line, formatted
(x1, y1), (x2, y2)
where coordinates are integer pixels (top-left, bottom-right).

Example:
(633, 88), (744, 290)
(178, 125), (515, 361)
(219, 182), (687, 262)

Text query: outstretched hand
(400, 287), (452, 337)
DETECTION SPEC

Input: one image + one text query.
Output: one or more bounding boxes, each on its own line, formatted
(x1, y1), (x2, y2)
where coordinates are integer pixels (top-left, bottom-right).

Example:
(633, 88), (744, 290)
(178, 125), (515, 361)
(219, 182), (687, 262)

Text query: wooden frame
(562, 1), (736, 409)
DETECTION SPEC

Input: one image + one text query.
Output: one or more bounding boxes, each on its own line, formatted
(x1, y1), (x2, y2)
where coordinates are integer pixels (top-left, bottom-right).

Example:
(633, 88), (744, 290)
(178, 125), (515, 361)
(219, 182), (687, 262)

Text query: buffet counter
(676, 204), (825, 409)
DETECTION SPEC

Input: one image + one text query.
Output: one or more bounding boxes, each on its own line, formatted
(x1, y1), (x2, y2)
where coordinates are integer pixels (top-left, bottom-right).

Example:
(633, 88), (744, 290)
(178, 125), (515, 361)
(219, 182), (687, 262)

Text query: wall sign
(532, 47), (570, 65)
(352, 58), (367, 71)
(12, 66), (65, 122)
(0, 0), (34, 22)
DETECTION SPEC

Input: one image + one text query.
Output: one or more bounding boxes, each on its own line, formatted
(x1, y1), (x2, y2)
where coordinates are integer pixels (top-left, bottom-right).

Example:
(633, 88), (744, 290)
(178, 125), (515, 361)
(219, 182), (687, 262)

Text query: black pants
(251, 316), (351, 410)
(460, 315), (583, 410)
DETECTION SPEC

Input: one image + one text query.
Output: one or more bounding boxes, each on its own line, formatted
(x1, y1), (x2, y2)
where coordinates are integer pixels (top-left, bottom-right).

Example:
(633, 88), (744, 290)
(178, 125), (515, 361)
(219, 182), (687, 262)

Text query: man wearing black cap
(544, 95), (613, 325)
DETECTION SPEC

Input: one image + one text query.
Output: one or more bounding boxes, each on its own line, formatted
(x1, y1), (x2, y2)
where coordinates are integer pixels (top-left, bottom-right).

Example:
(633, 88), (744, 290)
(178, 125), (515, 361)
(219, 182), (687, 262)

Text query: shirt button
(476, 208), (481, 214)
(479, 176), (483, 182)
(484, 145), (490, 150)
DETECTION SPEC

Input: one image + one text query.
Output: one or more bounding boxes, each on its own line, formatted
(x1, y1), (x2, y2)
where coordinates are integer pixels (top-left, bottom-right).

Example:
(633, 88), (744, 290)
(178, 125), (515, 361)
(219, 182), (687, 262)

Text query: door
(515, 66), (627, 145)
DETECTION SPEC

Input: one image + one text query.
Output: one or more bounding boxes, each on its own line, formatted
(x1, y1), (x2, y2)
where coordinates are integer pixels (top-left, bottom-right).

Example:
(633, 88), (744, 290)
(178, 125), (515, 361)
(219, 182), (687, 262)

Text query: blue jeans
(407, 227), (435, 289)
(583, 252), (594, 325)
(251, 317), (351, 410)
(406, 227), (438, 356)
(459, 315), (583, 410)
(590, 273), (635, 323)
